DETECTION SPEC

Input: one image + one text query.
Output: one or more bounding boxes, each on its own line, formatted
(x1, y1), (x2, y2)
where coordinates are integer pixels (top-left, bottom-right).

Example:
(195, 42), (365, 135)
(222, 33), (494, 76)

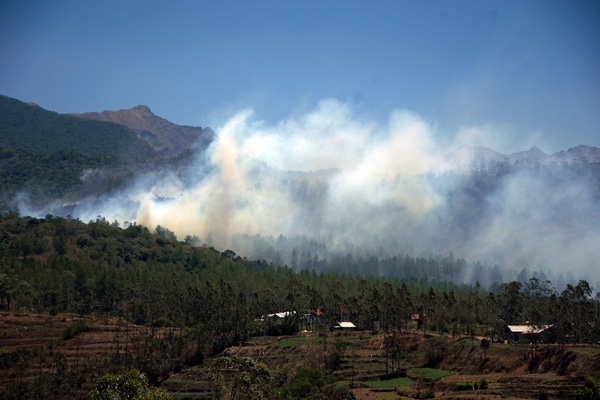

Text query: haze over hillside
(3, 96), (600, 287)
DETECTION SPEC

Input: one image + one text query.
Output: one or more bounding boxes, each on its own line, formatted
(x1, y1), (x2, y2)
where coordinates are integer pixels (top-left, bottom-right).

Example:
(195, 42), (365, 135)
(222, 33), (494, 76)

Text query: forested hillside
(74, 104), (214, 159)
(0, 96), (163, 210)
(0, 96), (156, 157)
(3, 94), (600, 291)
(0, 213), (599, 398)
(1, 213), (598, 344)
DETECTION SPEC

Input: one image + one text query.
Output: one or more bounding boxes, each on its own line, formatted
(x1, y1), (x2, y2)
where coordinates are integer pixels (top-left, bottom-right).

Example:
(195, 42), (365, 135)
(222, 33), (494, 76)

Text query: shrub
(576, 373), (600, 400)
(416, 389), (436, 399)
(454, 382), (474, 391)
(537, 389), (550, 400)
(479, 378), (489, 390)
(58, 318), (93, 341)
(89, 369), (171, 400)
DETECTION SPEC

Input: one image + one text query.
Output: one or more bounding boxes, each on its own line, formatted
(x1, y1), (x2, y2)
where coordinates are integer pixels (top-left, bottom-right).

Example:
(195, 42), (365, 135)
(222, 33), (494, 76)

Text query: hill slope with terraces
(2, 312), (599, 399)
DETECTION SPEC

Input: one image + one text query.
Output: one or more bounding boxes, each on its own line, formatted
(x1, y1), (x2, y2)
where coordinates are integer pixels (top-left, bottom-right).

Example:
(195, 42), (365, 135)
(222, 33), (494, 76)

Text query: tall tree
(499, 281), (524, 325)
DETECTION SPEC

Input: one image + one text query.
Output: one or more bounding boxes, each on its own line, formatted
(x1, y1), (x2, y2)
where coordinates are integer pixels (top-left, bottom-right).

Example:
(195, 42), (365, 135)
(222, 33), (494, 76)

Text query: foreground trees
(89, 369), (171, 400)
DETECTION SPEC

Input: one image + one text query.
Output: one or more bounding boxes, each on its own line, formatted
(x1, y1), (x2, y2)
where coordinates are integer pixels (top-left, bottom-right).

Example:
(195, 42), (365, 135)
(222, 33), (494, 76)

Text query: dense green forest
(0, 95), (156, 157)
(0, 213), (599, 398)
(0, 96), (194, 210)
(1, 213), (598, 344)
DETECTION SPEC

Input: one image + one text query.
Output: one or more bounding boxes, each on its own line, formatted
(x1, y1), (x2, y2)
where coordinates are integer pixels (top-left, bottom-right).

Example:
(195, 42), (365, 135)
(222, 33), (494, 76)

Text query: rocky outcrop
(74, 105), (214, 158)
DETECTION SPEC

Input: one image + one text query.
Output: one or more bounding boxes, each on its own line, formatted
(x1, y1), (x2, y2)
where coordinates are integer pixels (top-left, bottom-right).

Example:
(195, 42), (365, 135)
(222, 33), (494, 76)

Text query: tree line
(1, 213), (598, 342)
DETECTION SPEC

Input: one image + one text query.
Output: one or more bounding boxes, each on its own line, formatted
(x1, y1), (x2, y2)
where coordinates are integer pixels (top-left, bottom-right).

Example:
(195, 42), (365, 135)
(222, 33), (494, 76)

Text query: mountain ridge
(0, 95), (156, 159)
(73, 105), (214, 159)
(443, 144), (600, 171)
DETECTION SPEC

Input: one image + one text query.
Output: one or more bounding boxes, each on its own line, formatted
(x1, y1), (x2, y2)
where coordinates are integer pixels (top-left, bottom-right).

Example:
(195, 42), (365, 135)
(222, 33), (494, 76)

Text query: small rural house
(334, 321), (357, 331)
(260, 311), (296, 320)
(505, 324), (554, 343)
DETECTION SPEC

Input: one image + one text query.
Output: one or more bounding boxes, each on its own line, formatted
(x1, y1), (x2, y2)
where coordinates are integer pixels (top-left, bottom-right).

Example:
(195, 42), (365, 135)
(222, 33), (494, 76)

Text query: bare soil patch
(0, 312), (145, 384)
(2, 314), (599, 399)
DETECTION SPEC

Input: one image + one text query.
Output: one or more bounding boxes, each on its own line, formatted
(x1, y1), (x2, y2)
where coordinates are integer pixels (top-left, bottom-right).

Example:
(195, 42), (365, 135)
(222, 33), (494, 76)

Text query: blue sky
(1, 0), (598, 153)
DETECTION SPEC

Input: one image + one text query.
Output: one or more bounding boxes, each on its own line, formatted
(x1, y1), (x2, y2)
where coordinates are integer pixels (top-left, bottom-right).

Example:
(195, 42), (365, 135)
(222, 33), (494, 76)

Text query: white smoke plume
(19, 98), (600, 285)
(124, 99), (446, 245)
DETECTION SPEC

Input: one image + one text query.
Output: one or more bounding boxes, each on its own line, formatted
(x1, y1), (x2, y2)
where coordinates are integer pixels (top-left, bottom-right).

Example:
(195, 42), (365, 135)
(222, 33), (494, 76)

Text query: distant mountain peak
(554, 144), (600, 164)
(443, 144), (600, 171)
(74, 106), (214, 159)
(130, 105), (153, 114)
(443, 145), (506, 170)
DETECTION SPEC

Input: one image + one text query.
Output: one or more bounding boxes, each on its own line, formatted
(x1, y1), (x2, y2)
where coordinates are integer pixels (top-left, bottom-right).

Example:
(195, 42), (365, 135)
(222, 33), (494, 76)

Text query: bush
(479, 378), (488, 390)
(58, 318), (93, 341)
(89, 369), (171, 400)
(416, 389), (435, 399)
(286, 367), (332, 399)
(576, 373), (600, 400)
(537, 389), (550, 400)
(454, 382), (473, 391)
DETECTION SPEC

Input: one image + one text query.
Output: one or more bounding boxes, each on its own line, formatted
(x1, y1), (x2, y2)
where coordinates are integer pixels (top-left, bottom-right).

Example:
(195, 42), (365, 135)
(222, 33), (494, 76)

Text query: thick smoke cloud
(20, 99), (600, 284)
(128, 99), (447, 246)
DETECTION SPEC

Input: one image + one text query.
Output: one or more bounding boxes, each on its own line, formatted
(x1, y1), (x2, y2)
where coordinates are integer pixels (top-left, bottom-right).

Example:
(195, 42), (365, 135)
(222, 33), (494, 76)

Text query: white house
(334, 321), (357, 331)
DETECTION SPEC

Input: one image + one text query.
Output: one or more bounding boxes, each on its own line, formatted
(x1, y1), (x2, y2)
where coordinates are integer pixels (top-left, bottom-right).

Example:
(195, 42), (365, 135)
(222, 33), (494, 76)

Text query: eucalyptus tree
(89, 369), (171, 400)
(523, 277), (557, 329)
(498, 281), (524, 324)
(0, 273), (13, 311)
(206, 357), (273, 400)
(435, 290), (455, 334)
(463, 290), (482, 338)
(395, 283), (413, 331)
(561, 280), (594, 342)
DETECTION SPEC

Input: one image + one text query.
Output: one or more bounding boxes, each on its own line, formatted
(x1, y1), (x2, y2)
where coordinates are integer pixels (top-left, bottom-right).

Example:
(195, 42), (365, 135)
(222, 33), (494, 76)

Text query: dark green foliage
(0, 95), (155, 157)
(423, 336), (448, 368)
(479, 377), (488, 389)
(453, 382), (474, 391)
(537, 389), (550, 400)
(416, 390), (435, 399)
(58, 318), (93, 341)
(89, 369), (171, 400)
(453, 378), (488, 392)
(203, 356), (276, 400)
(0, 146), (120, 209)
(325, 338), (348, 371)
(577, 373), (600, 400)
(0, 212), (597, 348)
(285, 367), (332, 399)
(0, 95), (163, 210)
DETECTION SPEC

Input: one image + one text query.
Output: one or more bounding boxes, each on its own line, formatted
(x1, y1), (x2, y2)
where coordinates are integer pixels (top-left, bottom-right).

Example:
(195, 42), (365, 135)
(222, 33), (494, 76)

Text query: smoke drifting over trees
(19, 99), (600, 285)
